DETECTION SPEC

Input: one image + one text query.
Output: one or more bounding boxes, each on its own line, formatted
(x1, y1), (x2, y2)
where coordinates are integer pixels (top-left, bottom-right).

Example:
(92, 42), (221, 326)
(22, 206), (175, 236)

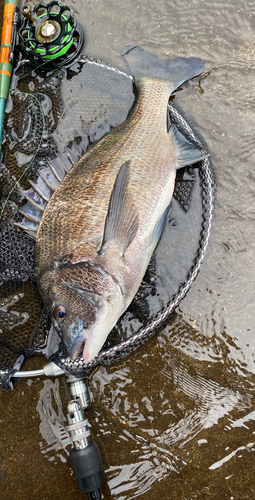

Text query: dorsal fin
(14, 135), (89, 239)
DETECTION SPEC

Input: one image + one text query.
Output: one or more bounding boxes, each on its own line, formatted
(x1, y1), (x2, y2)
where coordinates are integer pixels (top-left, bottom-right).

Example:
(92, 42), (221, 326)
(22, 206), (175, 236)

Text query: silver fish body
(36, 46), (206, 362)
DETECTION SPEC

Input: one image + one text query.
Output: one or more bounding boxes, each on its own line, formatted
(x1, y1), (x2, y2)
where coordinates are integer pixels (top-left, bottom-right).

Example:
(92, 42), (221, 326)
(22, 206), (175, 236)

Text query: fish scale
(37, 81), (174, 263)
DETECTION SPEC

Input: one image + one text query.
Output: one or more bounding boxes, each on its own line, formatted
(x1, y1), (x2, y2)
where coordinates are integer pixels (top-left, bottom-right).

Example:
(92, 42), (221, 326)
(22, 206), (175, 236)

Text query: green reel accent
(19, 1), (84, 69)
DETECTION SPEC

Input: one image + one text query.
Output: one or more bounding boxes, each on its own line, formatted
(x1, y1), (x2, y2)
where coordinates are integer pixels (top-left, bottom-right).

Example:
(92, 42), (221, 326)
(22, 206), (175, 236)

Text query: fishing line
(0, 87), (45, 221)
(11, 57), (63, 86)
(11, 59), (51, 83)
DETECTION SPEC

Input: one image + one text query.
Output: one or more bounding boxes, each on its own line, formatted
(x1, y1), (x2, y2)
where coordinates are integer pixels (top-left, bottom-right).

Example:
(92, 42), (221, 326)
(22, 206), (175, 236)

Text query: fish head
(41, 260), (123, 362)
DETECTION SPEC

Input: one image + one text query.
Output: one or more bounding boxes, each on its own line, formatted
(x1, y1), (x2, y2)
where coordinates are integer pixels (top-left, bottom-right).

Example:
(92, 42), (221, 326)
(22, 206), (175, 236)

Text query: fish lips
(69, 329), (89, 361)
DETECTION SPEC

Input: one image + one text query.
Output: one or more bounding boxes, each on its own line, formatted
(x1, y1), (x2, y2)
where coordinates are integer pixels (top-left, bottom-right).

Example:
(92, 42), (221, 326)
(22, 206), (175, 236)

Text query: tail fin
(123, 45), (204, 93)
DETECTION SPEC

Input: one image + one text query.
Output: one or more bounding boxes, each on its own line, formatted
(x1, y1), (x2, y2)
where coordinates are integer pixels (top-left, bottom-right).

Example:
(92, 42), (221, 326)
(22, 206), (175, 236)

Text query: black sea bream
(29, 46), (206, 362)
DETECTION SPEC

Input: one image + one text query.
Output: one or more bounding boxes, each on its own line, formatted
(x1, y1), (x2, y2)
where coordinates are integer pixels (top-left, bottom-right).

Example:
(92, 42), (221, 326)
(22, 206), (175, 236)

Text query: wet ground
(1, 0), (255, 499)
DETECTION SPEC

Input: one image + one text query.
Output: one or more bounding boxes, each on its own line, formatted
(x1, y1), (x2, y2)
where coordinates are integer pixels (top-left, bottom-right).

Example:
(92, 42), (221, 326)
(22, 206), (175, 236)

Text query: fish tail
(123, 45), (204, 93)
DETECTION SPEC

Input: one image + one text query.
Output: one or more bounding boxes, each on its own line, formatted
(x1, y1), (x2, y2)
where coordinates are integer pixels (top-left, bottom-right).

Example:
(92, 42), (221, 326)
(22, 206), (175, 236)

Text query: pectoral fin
(170, 125), (209, 167)
(98, 160), (139, 256)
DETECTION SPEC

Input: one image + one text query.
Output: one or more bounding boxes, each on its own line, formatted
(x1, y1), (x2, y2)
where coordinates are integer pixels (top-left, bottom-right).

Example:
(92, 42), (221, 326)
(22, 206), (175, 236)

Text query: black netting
(0, 52), (216, 389)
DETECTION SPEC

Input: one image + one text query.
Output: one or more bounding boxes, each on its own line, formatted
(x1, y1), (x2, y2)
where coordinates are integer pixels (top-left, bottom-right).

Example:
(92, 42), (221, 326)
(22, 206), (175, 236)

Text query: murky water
(1, 0), (255, 498)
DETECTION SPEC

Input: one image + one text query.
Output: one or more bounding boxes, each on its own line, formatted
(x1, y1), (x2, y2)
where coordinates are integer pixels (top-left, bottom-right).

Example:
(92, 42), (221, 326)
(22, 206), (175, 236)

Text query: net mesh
(0, 52), (216, 389)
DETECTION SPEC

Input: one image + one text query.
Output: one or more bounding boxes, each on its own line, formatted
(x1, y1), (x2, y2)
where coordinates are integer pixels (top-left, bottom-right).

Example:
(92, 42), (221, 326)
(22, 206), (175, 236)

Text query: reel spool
(19, 1), (84, 69)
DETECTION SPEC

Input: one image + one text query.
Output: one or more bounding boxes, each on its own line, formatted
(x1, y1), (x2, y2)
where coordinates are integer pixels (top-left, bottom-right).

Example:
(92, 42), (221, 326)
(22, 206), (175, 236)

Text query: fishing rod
(0, 0), (20, 153)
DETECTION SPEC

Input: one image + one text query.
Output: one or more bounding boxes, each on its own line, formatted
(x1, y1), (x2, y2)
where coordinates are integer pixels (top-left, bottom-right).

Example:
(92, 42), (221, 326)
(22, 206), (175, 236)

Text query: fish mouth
(69, 329), (89, 361)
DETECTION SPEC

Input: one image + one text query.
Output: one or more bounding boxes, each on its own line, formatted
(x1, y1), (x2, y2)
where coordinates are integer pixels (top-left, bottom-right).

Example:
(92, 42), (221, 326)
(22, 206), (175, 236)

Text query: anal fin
(170, 125), (209, 167)
(98, 160), (139, 256)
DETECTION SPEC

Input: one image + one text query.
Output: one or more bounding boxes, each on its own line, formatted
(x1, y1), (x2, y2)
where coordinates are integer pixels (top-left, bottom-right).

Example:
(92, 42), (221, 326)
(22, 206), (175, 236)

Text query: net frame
(0, 55), (216, 386)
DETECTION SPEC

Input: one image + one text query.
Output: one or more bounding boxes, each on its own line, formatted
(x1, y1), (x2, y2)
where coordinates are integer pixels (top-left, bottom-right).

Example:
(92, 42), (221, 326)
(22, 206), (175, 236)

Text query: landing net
(0, 54), (216, 389)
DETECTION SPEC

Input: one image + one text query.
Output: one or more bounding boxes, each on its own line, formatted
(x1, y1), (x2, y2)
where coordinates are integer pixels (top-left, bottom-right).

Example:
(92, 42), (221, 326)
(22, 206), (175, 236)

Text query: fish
(18, 46), (207, 362)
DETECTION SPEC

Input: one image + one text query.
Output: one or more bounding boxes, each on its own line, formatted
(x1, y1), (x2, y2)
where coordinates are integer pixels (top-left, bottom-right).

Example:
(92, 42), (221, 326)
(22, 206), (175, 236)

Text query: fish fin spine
(13, 221), (38, 239)
(16, 137), (89, 239)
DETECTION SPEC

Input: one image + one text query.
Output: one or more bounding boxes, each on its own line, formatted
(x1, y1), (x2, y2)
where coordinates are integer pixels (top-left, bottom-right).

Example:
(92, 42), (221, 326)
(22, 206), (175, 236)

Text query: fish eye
(53, 305), (67, 322)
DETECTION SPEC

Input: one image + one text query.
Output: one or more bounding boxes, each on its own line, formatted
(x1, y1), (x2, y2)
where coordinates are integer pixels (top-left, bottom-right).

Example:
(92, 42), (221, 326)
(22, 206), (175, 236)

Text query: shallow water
(1, 0), (255, 499)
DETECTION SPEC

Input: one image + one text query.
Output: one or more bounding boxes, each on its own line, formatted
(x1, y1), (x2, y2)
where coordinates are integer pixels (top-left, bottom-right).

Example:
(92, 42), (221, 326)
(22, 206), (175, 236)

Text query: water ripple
(36, 379), (71, 463)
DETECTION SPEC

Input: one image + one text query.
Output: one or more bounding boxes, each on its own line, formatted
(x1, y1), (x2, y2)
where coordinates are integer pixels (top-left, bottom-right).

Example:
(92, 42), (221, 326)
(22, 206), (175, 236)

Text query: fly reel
(19, 1), (84, 69)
